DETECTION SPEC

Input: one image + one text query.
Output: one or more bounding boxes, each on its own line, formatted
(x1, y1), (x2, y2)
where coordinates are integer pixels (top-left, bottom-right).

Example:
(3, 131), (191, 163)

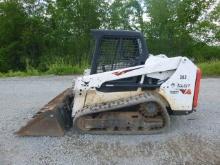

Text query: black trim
(103, 83), (161, 88)
(167, 108), (195, 115)
(97, 82), (161, 92)
(90, 29), (149, 75)
(91, 29), (144, 38)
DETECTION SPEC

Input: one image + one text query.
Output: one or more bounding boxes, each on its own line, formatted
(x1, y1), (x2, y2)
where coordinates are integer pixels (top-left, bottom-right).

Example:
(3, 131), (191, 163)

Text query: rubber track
(73, 92), (170, 134)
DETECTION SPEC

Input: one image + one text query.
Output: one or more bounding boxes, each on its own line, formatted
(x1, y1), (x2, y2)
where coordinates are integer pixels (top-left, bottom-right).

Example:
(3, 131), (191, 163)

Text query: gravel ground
(0, 76), (219, 165)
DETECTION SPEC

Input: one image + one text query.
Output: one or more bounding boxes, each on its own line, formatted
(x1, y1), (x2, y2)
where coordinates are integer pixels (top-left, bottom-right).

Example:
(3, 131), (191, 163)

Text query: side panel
(84, 90), (144, 107)
(159, 58), (197, 111)
(73, 56), (199, 114)
(73, 55), (182, 114)
(74, 56), (181, 90)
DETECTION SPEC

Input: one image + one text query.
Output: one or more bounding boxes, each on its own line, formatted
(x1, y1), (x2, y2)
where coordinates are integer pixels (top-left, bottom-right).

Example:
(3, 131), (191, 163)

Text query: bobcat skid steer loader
(16, 30), (201, 136)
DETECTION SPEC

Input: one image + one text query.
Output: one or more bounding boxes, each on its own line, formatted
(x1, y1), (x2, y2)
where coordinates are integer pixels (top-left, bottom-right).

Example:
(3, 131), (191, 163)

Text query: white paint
(72, 55), (198, 115)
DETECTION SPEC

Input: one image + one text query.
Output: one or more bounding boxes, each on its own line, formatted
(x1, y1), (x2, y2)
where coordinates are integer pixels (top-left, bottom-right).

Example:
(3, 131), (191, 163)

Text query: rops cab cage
(90, 29), (149, 74)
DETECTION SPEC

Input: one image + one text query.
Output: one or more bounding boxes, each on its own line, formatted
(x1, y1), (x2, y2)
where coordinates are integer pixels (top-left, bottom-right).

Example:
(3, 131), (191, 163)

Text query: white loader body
(73, 55), (199, 116)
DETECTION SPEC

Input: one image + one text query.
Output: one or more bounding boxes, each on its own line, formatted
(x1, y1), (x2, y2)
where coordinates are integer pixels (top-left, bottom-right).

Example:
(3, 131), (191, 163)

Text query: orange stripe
(193, 68), (202, 108)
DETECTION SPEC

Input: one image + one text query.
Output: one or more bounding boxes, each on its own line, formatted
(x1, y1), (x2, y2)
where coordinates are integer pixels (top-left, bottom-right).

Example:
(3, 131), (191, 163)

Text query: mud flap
(16, 88), (74, 136)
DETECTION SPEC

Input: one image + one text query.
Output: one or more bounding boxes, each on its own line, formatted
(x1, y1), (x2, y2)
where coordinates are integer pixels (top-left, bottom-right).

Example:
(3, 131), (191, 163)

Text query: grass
(0, 60), (220, 78)
(198, 60), (220, 76)
(0, 69), (43, 77)
(46, 63), (85, 75)
(0, 62), (86, 78)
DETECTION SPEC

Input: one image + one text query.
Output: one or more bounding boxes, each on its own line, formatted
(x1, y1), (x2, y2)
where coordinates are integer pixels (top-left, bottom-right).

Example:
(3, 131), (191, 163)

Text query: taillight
(193, 68), (202, 108)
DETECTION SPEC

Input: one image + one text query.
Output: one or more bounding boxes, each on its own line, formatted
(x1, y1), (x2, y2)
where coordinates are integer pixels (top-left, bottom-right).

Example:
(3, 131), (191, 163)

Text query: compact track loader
(16, 30), (201, 136)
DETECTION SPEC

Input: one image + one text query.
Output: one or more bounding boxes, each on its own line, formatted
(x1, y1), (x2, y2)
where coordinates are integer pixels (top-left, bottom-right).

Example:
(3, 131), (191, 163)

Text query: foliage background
(0, 0), (219, 74)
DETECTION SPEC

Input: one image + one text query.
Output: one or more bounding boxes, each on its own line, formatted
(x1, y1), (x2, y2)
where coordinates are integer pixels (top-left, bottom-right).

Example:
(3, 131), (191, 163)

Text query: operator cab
(90, 29), (149, 75)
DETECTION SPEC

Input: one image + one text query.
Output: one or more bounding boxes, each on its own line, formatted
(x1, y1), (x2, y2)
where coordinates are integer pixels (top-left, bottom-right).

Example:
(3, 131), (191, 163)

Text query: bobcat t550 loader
(16, 30), (201, 136)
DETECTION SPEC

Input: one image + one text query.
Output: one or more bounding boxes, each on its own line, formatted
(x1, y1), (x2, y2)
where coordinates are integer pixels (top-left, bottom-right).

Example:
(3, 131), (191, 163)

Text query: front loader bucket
(16, 88), (74, 136)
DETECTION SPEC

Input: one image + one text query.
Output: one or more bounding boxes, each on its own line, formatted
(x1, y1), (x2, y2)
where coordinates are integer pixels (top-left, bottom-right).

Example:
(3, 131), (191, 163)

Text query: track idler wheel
(139, 102), (160, 117)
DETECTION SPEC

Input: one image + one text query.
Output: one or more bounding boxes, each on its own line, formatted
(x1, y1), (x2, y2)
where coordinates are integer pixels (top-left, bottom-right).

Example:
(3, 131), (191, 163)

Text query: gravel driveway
(0, 76), (219, 165)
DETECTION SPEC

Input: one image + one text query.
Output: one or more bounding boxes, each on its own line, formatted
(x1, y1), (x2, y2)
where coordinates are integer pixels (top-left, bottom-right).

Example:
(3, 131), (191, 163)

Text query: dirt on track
(0, 76), (219, 165)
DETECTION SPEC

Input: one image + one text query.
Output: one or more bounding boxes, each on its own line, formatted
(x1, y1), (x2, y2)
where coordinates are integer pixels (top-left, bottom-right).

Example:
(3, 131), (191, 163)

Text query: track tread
(73, 92), (170, 134)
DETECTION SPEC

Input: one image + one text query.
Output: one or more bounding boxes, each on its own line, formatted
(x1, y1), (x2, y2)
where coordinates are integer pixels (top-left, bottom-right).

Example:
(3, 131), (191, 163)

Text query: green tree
(0, 0), (48, 72)
(107, 0), (144, 31)
(144, 0), (217, 59)
(43, 0), (108, 67)
(0, 0), (219, 73)
(0, 1), (27, 71)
